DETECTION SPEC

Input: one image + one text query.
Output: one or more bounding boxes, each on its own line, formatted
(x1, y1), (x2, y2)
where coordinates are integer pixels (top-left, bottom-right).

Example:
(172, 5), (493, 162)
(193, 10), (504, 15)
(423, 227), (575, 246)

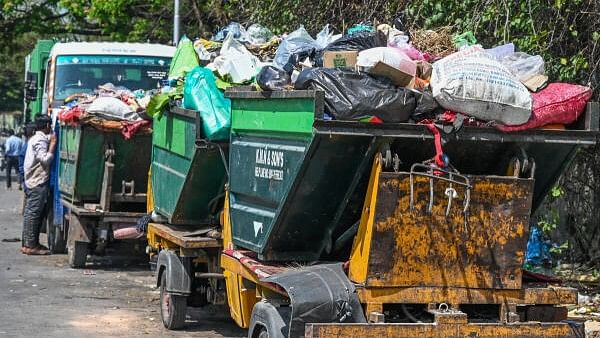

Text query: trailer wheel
(46, 207), (67, 254)
(68, 241), (88, 268)
(256, 327), (268, 338)
(249, 301), (289, 338)
(160, 272), (187, 329)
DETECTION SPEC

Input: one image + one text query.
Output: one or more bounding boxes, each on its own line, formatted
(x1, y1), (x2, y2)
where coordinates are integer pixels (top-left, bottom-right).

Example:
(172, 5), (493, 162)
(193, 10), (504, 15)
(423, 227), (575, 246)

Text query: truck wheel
(46, 208), (67, 254)
(248, 301), (289, 338)
(256, 327), (268, 338)
(160, 272), (187, 329)
(68, 241), (88, 268)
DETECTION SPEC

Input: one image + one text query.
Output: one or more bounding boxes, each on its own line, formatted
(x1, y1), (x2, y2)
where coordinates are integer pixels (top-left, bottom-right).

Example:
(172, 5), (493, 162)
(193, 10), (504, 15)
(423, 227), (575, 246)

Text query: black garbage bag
(325, 31), (386, 52)
(411, 90), (440, 120)
(294, 68), (416, 122)
(256, 66), (291, 91)
(314, 31), (387, 67)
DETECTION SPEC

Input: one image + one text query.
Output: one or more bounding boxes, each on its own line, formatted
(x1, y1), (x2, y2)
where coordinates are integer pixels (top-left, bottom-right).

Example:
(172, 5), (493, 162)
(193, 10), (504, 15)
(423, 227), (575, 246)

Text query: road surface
(0, 178), (245, 338)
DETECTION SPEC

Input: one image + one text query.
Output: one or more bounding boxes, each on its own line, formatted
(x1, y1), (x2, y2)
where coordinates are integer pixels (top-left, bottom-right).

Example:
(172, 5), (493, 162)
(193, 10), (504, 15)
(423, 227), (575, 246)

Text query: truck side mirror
(24, 71), (38, 101)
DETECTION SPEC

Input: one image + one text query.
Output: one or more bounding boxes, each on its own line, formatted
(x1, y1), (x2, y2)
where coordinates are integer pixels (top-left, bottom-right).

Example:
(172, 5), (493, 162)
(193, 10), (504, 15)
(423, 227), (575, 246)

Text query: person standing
(17, 129), (29, 192)
(4, 129), (23, 190)
(22, 116), (56, 255)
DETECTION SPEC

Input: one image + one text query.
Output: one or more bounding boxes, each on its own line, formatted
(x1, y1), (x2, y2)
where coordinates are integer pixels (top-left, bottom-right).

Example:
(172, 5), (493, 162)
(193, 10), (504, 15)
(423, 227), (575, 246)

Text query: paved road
(0, 180), (245, 338)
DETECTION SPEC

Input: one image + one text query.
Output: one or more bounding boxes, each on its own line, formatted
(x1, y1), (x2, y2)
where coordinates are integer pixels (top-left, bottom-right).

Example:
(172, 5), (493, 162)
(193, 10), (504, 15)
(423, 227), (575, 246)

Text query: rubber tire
(68, 241), (88, 268)
(46, 206), (67, 254)
(257, 327), (268, 338)
(160, 272), (187, 330)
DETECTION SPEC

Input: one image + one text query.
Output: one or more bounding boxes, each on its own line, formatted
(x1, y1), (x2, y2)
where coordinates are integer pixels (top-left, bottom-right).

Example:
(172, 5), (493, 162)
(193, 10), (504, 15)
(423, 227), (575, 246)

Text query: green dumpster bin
(59, 124), (150, 207)
(151, 107), (228, 225)
(226, 90), (379, 261)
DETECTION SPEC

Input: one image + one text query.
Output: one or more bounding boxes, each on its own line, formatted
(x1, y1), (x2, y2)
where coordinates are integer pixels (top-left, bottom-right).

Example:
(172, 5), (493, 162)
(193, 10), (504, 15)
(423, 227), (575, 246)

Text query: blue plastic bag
(183, 67), (231, 141)
(525, 224), (551, 267)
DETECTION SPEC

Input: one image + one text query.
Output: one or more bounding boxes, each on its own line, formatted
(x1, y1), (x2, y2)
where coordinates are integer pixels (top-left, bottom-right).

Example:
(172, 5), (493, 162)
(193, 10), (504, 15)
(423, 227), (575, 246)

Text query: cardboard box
(323, 51), (358, 68)
(369, 61), (415, 88)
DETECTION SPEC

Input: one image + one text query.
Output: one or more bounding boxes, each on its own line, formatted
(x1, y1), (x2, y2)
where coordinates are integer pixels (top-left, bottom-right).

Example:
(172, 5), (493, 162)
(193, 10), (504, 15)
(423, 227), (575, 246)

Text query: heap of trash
(148, 21), (594, 142)
(57, 83), (155, 139)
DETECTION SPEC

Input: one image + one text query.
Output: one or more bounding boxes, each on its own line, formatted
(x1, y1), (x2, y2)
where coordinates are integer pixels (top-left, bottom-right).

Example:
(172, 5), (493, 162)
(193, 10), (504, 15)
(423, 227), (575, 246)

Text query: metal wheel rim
(161, 289), (171, 320)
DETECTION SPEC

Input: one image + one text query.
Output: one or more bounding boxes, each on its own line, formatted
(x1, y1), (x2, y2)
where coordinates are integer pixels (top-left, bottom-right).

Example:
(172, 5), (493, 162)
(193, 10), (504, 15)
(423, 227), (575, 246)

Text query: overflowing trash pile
(151, 21), (594, 141)
(57, 83), (155, 139)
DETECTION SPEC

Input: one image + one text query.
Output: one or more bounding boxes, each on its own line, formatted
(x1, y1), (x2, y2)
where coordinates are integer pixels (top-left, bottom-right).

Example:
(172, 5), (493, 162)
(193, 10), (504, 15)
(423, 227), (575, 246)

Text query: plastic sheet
(525, 225), (551, 267)
(316, 24), (341, 48)
(246, 24), (275, 45)
(206, 32), (261, 84)
(486, 43), (515, 61)
(356, 47), (414, 72)
(294, 68), (417, 122)
(169, 36), (200, 79)
(256, 65), (291, 91)
(274, 26), (320, 69)
(212, 22), (247, 42)
(501, 52), (545, 82)
(183, 67), (231, 141)
(86, 97), (142, 121)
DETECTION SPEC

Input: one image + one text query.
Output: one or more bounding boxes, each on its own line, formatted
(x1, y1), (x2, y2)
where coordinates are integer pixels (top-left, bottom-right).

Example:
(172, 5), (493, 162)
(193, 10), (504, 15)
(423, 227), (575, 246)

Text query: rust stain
(366, 173), (534, 289)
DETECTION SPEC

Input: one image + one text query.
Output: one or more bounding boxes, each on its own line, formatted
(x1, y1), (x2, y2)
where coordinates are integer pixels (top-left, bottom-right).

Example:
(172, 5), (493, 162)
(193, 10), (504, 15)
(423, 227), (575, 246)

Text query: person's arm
(33, 135), (56, 167)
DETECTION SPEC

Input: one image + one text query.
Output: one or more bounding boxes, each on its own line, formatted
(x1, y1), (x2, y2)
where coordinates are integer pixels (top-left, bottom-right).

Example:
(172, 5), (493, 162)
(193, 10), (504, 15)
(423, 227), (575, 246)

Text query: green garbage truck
(146, 87), (599, 337)
(25, 41), (176, 267)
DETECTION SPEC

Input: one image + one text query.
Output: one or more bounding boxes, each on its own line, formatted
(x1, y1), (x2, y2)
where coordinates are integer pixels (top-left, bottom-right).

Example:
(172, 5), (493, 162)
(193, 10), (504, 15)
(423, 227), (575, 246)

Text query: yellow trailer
(146, 92), (598, 337)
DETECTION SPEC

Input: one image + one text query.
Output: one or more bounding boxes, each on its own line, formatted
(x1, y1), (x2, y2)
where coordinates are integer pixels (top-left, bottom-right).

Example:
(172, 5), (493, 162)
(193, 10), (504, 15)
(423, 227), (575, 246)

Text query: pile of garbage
(151, 21), (594, 141)
(57, 83), (154, 139)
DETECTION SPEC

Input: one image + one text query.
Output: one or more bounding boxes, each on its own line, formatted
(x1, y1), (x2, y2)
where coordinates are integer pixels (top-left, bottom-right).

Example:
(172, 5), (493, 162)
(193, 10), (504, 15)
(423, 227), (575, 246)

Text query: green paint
(231, 97), (315, 136)
(59, 125), (150, 204)
(151, 108), (227, 225)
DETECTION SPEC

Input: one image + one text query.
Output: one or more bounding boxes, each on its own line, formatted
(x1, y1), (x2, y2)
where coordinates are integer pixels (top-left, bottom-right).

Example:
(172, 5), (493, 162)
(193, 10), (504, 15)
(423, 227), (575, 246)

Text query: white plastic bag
(486, 43), (515, 61)
(501, 52), (545, 82)
(316, 24), (341, 49)
(87, 97), (141, 121)
(274, 26), (318, 68)
(357, 47), (415, 74)
(274, 25), (339, 69)
(431, 47), (532, 125)
(206, 32), (261, 83)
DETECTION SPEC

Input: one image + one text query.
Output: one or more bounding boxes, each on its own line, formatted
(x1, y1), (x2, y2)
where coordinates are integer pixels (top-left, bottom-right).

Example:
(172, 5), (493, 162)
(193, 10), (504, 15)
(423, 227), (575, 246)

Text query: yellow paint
(305, 322), (572, 338)
(224, 270), (255, 328)
(222, 190), (233, 249)
(146, 167), (154, 213)
(221, 194), (258, 329)
(364, 174), (533, 289)
(348, 155), (382, 284)
(357, 285), (577, 305)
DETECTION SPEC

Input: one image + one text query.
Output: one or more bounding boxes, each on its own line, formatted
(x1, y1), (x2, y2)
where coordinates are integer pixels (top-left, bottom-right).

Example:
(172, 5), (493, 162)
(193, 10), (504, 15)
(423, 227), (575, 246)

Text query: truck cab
(43, 42), (175, 116)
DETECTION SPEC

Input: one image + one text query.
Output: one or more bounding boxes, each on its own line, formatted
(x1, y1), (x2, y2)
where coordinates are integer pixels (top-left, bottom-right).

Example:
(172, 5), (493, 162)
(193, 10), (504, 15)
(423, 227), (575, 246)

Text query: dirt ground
(0, 179), (245, 338)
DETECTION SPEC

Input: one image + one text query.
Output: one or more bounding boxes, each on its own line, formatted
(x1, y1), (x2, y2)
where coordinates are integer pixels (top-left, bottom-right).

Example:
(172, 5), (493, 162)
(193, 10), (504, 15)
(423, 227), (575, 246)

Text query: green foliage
(551, 186), (565, 198)
(549, 241), (569, 255)
(405, 0), (598, 94)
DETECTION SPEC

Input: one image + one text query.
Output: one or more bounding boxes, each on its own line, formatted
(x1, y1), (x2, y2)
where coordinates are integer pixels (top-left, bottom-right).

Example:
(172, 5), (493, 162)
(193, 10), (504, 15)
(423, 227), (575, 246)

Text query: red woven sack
(497, 83), (592, 132)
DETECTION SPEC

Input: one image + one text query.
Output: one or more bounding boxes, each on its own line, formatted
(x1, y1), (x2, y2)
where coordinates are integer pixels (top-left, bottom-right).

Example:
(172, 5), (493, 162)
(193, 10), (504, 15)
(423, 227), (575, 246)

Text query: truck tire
(160, 272), (187, 329)
(256, 327), (268, 338)
(68, 241), (88, 268)
(46, 207), (67, 254)
(248, 301), (289, 338)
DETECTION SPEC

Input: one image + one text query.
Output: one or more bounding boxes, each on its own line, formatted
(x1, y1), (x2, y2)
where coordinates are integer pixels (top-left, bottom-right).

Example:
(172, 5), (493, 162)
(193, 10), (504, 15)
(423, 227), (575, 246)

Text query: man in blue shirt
(4, 129), (23, 190)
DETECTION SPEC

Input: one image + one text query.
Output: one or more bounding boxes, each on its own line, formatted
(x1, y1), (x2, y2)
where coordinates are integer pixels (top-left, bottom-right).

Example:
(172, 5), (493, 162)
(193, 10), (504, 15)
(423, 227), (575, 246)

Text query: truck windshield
(54, 55), (170, 100)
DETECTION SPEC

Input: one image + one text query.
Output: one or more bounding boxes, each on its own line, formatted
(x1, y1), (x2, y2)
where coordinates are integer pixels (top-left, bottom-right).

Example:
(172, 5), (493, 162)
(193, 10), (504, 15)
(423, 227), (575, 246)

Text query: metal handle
(409, 163), (471, 217)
